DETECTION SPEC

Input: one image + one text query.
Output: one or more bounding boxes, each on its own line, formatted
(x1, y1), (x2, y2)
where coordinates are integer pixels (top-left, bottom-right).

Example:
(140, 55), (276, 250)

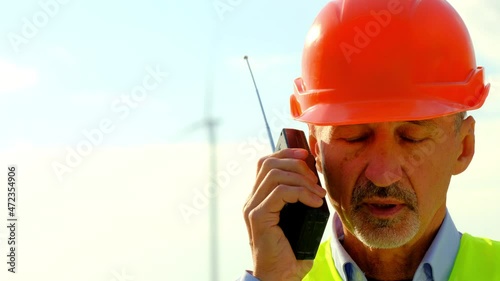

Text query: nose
(363, 134), (403, 187)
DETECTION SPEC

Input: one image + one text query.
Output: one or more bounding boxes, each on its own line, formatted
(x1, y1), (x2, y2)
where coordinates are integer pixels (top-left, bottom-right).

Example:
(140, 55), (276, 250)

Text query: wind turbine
(205, 49), (219, 281)
(177, 31), (220, 281)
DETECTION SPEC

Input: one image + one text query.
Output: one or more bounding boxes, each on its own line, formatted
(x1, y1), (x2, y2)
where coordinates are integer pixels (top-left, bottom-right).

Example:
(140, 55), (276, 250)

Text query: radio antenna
(244, 55), (275, 152)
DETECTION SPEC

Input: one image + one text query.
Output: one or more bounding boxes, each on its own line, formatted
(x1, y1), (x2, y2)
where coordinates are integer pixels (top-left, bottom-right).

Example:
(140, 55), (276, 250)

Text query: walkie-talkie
(244, 56), (330, 260)
(275, 128), (330, 260)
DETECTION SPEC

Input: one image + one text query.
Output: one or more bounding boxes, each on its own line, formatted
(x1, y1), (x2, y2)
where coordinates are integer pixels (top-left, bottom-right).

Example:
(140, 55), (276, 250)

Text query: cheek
(405, 144), (454, 212)
(321, 147), (365, 209)
(412, 166), (451, 222)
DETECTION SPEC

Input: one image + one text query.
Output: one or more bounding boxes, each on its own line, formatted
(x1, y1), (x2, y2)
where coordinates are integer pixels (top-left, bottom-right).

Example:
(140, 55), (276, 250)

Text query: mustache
(351, 181), (418, 211)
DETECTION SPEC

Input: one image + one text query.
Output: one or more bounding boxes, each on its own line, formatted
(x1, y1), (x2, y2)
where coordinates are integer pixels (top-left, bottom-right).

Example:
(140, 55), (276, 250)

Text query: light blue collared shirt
(239, 210), (461, 281)
(330, 210), (461, 281)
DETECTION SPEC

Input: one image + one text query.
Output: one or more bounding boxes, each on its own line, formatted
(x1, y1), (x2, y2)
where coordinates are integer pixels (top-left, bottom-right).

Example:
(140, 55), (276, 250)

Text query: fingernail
(315, 185), (326, 196)
(314, 196), (324, 205)
(293, 148), (308, 157)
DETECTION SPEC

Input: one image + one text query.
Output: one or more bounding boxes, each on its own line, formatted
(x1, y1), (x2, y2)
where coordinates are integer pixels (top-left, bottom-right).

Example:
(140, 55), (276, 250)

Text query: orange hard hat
(290, 0), (490, 125)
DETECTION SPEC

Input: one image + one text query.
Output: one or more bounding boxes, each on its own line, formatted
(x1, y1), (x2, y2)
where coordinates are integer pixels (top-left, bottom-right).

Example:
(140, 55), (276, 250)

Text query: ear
(452, 116), (475, 175)
(308, 124), (323, 174)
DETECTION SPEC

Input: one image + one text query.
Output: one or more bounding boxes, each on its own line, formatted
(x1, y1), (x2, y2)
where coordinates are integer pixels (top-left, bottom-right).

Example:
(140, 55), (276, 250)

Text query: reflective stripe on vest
(303, 233), (500, 280)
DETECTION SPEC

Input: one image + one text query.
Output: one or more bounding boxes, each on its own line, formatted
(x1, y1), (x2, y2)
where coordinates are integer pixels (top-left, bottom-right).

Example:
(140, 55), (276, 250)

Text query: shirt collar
(414, 210), (462, 281)
(330, 213), (366, 281)
(329, 210), (461, 281)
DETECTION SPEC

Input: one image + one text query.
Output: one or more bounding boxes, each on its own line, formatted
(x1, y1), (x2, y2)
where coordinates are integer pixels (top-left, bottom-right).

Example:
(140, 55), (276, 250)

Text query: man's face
(309, 115), (475, 249)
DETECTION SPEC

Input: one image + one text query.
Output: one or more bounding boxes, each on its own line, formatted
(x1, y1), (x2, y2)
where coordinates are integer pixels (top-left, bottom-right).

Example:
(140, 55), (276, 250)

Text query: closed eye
(344, 135), (370, 143)
(401, 135), (425, 143)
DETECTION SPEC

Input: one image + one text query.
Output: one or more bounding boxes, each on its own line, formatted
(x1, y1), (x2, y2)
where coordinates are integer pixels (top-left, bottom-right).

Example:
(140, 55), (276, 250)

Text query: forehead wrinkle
(405, 120), (438, 129)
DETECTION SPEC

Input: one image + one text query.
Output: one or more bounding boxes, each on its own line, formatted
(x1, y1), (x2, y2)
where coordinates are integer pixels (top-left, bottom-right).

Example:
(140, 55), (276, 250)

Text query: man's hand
(243, 148), (327, 281)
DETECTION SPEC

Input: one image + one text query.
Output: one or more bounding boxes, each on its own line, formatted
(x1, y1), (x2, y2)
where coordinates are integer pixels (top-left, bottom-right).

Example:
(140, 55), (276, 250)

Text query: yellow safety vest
(303, 233), (500, 281)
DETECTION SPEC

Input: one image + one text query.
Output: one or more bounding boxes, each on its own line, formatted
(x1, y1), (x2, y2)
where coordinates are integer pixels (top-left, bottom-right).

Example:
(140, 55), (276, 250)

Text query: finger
(244, 166), (324, 232)
(247, 168), (325, 216)
(260, 168), (325, 197)
(267, 184), (325, 212)
(256, 148), (311, 176)
(255, 156), (318, 192)
(243, 184), (326, 241)
(249, 184), (324, 233)
(245, 148), (320, 244)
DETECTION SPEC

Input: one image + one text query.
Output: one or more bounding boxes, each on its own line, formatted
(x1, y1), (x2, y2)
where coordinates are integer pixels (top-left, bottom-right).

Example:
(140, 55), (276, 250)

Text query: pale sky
(0, 0), (499, 281)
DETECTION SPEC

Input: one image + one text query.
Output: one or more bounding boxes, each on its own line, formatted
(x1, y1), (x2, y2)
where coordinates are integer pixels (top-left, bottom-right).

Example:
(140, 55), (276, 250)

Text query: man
(240, 0), (500, 280)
